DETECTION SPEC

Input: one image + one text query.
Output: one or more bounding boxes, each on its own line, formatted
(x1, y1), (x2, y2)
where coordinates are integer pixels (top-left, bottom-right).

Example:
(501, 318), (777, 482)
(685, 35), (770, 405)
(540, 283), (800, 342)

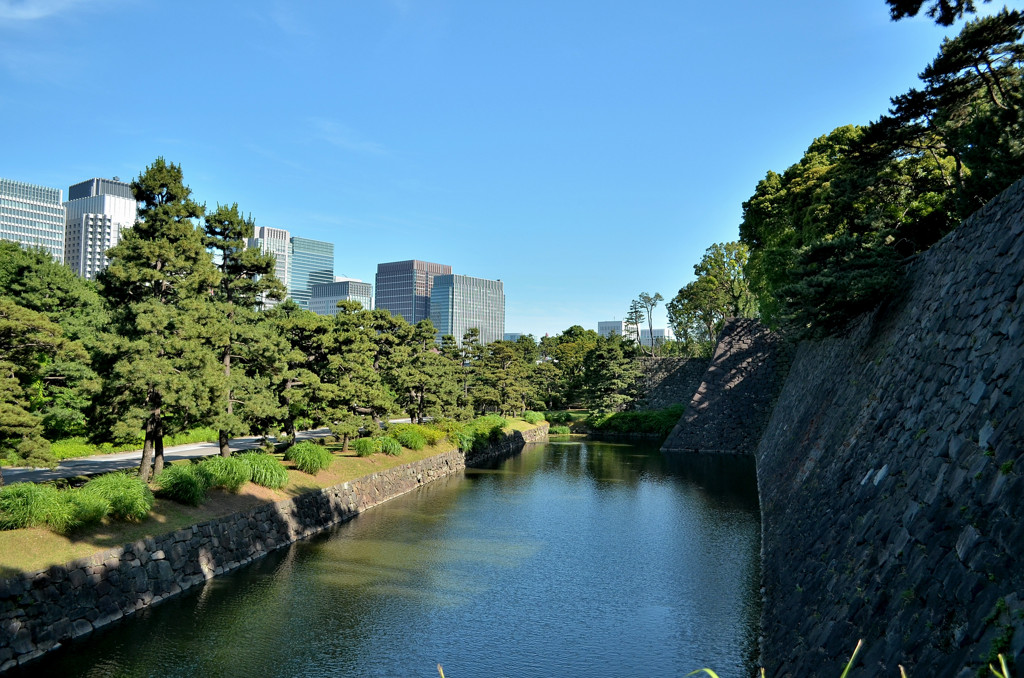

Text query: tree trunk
(342, 434), (349, 452)
(139, 425), (155, 483)
(153, 418), (165, 477)
(221, 341), (232, 457)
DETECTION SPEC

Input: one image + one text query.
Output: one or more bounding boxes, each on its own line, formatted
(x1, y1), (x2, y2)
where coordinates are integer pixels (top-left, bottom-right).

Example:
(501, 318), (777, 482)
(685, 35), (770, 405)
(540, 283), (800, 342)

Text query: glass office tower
(289, 237), (334, 310)
(430, 274), (505, 345)
(309, 278), (373, 316)
(0, 178), (66, 262)
(374, 260), (451, 324)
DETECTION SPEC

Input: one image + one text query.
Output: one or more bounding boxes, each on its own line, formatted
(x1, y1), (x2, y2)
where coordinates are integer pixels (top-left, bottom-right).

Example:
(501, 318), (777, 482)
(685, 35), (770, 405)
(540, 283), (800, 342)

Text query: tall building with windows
(430, 274), (505, 345)
(598, 320), (626, 337)
(246, 226), (291, 308)
(374, 260), (451, 324)
(310, 277), (373, 316)
(63, 177), (137, 280)
(640, 327), (676, 347)
(0, 178), (66, 262)
(288, 237), (334, 310)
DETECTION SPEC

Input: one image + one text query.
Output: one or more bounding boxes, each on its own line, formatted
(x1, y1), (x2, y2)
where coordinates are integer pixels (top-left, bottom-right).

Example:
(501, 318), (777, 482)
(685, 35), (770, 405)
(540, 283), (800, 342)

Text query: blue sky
(2, 0), (1020, 337)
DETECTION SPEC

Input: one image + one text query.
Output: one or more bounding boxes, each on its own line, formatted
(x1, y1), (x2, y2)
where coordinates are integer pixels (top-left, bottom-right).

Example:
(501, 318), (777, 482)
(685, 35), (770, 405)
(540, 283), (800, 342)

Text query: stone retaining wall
(660, 318), (792, 455)
(757, 179), (1024, 676)
(0, 424), (548, 672)
(635, 357), (708, 411)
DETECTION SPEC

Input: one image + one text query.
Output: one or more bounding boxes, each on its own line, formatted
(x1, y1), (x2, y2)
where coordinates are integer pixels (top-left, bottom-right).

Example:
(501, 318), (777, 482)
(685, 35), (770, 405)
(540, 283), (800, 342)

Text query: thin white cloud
(308, 117), (389, 156)
(267, 1), (310, 37)
(0, 0), (88, 21)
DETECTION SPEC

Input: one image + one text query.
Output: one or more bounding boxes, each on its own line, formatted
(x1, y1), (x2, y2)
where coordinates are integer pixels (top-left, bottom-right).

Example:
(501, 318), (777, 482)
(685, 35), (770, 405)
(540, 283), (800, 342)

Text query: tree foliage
(738, 10), (1024, 336)
(667, 242), (757, 355)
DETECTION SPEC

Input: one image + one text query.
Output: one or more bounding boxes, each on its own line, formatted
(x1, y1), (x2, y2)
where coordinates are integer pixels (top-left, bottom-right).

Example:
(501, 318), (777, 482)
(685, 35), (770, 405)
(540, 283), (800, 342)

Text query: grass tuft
(155, 463), (212, 506)
(81, 471), (154, 521)
(200, 456), (253, 492)
(285, 441), (333, 474)
(238, 452), (289, 489)
(379, 437), (402, 456)
(352, 438), (378, 457)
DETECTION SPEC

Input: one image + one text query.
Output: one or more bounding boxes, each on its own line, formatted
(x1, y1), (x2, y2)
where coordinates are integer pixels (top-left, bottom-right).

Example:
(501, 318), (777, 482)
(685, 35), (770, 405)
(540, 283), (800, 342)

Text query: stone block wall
(0, 425), (547, 672)
(756, 179), (1024, 676)
(635, 357), (709, 411)
(660, 318), (792, 455)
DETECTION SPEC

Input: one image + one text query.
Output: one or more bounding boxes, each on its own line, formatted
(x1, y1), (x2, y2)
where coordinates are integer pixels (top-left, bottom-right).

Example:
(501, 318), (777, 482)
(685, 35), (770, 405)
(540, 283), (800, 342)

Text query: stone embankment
(635, 357), (708, 411)
(756, 180), (1024, 676)
(0, 425), (548, 672)
(660, 318), (792, 455)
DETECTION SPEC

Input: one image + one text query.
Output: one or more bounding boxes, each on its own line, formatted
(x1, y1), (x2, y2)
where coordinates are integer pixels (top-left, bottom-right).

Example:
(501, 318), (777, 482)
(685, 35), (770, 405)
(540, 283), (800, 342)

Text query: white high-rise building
(64, 178), (137, 280)
(640, 327), (676, 347)
(247, 226), (291, 308)
(0, 178), (66, 262)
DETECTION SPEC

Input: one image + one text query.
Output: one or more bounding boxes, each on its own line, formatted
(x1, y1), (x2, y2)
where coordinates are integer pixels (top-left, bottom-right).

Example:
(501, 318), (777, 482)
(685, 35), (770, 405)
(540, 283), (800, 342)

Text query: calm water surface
(17, 440), (761, 678)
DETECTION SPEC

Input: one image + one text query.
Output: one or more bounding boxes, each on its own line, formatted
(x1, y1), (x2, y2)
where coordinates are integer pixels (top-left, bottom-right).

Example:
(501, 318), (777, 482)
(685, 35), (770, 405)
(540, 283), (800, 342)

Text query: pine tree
(203, 203), (286, 455)
(100, 158), (220, 481)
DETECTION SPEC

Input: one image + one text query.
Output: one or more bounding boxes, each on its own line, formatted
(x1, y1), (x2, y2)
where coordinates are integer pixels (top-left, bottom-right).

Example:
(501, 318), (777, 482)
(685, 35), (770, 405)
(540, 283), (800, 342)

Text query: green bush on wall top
(81, 471), (154, 521)
(237, 452), (289, 489)
(285, 441), (333, 474)
(379, 437), (402, 456)
(0, 482), (106, 534)
(352, 438), (378, 457)
(156, 463), (212, 506)
(394, 430), (426, 451)
(199, 456), (252, 492)
(523, 411), (545, 424)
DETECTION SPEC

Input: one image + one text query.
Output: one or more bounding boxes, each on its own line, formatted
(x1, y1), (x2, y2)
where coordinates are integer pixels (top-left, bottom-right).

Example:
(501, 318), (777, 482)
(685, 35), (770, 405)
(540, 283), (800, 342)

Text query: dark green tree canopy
(886, 0), (986, 25)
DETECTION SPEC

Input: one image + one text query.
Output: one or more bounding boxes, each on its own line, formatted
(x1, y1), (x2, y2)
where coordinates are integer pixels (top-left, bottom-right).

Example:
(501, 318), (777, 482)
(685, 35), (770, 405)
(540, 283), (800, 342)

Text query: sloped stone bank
(661, 318), (792, 455)
(0, 425), (548, 672)
(757, 180), (1024, 676)
(636, 357), (708, 411)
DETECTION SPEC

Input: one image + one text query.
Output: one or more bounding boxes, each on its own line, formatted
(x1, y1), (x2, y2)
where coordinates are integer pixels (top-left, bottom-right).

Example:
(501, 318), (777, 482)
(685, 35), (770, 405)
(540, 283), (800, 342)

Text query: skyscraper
(64, 177), (137, 280)
(374, 260), (452, 324)
(310, 277), (373, 316)
(0, 178), (65, 263)
(430, 274), (505, 345)
(246, 226), (291, 308)
(289, 237), (334, 310)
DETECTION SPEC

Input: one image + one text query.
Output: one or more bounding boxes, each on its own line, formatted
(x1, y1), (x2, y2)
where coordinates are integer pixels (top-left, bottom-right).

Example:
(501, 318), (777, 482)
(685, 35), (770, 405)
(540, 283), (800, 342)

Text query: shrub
(452, 430), (476, 452)
(549, 426), (571, 435)
(394, 430), (426, 451)
(523, 411), (545, 425)
(285, 441), (333, 474)
(352, 438), (378, 457)
(430, 418), (465, 435)
(379, 437), (402, 456)
(585, 404), (685, 438)
(238, 452), (289, 489)
(156, 464), (212, 506)
(419, 427), (446, 445)
(200, 456), (252, 492)
(545, 411), (572, 424)
(64, 488), (110, 530)
(81, 471), (154, 521)
(0, 483), (65, 530)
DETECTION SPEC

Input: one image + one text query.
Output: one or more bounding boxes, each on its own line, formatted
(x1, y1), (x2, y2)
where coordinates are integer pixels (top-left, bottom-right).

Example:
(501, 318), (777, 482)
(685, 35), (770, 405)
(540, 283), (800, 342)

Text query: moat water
(16, 440), (762, 678)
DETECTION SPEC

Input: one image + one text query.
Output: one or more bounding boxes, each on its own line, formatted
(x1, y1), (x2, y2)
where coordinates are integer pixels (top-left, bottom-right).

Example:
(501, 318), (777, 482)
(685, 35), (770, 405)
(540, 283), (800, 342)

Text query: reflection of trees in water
(503, 440), (760, 515)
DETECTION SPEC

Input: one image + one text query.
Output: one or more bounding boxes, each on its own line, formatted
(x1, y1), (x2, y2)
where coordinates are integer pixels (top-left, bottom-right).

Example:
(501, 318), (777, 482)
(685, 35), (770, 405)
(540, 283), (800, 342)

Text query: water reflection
(15, 441), (761, 678)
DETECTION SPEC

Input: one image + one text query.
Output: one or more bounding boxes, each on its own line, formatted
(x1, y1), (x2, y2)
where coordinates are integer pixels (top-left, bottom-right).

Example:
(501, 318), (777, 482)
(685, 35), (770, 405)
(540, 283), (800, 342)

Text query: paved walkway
(1, 429), (333, 484)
